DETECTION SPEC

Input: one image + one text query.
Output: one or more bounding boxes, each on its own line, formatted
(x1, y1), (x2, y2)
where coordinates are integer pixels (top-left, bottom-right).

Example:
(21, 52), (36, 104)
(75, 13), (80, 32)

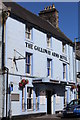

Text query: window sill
(47, 47), (53, 51)
(27, 109), (33, 112)
(62, 52), (67, 56)
(25, 73), (31, 76)
(47, 76), (51, 78)
(63, 79), (66, 81)
(25, 38), (33, 43)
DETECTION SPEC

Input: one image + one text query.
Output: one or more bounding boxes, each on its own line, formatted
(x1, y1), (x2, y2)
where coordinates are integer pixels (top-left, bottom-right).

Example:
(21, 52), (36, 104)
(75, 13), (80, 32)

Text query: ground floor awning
(32, 77), (75, 86)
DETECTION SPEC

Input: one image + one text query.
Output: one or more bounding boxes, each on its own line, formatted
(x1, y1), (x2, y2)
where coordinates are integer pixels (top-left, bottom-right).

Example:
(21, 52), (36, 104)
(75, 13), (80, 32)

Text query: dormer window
(47, 34), (51, 48)
(62, 43), (66, 53)
(25, 25), (31, 39)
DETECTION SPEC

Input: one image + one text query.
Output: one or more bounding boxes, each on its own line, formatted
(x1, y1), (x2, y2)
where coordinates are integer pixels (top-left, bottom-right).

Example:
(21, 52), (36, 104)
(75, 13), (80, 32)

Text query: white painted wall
(6, 17), (74, 83)
(6, 17), (25, 76)
(5, 17), (25, 116)
(5, 16), (75, 116)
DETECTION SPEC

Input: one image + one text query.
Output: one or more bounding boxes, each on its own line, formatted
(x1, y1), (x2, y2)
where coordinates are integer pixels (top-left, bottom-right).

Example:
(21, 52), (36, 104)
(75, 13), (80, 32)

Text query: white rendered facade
(1, 16), (76, 117)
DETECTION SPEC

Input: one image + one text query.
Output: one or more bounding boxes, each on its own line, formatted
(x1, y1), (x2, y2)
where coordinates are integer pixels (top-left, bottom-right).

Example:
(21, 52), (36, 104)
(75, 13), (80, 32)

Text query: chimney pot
(52, 4), (55, 9)
(39, 4), (58, 28)
(49, 6), (52, 9)
(44, 7), (46, 10)
(47, 6), (49, 10)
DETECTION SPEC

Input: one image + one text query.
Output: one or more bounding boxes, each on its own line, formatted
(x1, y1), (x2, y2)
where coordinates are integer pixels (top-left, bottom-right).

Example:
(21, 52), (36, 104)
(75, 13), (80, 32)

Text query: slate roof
(3, 2), (73, 45)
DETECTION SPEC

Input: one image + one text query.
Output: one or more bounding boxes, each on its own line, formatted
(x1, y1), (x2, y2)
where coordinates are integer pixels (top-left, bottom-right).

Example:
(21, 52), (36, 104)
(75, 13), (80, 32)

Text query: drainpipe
(2, 9), (10, 118)
(2, 10), (5, 118)
(4, 67), (9, 119)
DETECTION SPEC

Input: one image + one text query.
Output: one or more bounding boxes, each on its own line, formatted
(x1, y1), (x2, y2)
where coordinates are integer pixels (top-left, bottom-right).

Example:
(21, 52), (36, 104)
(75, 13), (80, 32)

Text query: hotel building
(0, 2), (76, 119)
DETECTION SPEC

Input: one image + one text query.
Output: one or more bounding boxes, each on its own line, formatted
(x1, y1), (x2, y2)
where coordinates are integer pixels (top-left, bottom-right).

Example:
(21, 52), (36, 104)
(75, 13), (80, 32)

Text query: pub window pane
(47, 60), (50, 68)
(27, 99), (31, 109)
(47, 34), (51, 48)
(25, 25), (31, 39)
(25, 53), (32, 75)
(47, 59), (52, 77)
(27, 65), (30, 74)
(28, 55), (30, 64)
(48, 68), (50, 76)
(27, 87), (33, 110)
(63, 63), (66, 80)
(62, 43), (66, 53)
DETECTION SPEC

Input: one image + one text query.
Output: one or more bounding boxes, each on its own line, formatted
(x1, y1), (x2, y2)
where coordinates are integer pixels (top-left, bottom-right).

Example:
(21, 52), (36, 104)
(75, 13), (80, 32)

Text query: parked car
(74, 105), (80, 116)
(63, 99), (80, 117)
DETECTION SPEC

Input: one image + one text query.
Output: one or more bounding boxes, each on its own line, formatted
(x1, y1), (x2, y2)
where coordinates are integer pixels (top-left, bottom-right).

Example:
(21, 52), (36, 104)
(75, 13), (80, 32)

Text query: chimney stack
(39, 4), (59, 28)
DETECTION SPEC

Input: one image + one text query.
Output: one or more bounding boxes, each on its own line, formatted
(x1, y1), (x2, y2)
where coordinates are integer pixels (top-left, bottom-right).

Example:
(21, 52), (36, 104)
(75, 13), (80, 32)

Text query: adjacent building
(0, 2), (76, 119)
(76, 42), (80, 99)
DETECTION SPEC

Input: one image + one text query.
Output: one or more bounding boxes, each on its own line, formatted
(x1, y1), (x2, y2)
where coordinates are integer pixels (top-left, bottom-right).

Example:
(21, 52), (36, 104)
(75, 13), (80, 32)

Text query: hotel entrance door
(47, 91), (51, 114)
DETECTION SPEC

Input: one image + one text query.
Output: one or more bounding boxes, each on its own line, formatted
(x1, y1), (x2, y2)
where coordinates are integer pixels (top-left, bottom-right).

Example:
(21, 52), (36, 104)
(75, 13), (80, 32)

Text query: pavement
(6, 113), (80, 120)
(29, 114), (80, 120)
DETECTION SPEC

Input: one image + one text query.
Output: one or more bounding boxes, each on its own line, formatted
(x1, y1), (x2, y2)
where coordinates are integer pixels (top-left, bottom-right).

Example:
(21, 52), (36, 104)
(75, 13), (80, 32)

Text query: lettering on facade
(34, 45), (51, 55)
(25, 42), (67, 61)
(60, 55), (67, 61)
(52, 52), (59, 58)
(26, 42), (33, 49)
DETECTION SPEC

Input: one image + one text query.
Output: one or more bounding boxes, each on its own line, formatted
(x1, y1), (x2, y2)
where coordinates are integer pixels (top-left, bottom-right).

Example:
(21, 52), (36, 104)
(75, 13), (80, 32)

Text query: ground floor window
(27, 87), (33, 110)
(64, 90), (67, 107)
(35, 89), (39, 110)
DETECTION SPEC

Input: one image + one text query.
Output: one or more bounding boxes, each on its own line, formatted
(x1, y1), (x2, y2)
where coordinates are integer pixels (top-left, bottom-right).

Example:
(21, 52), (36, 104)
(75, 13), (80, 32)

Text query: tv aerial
(8, 49), (26, 71)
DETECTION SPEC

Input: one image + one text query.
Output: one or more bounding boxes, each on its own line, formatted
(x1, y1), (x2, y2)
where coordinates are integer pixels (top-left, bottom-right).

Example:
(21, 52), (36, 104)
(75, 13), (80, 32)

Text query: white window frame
(64, 90), (67, 107)
(62, 43), (66, 53)
(25, 53), (32, 75)
(25, 25), (31, 40)
(27, 87), (33, 110)
(47, 59), (52, 77)
(63, 63), (66, 80)
(35, 89), (39, 111)
(47, 34), (51, 48)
